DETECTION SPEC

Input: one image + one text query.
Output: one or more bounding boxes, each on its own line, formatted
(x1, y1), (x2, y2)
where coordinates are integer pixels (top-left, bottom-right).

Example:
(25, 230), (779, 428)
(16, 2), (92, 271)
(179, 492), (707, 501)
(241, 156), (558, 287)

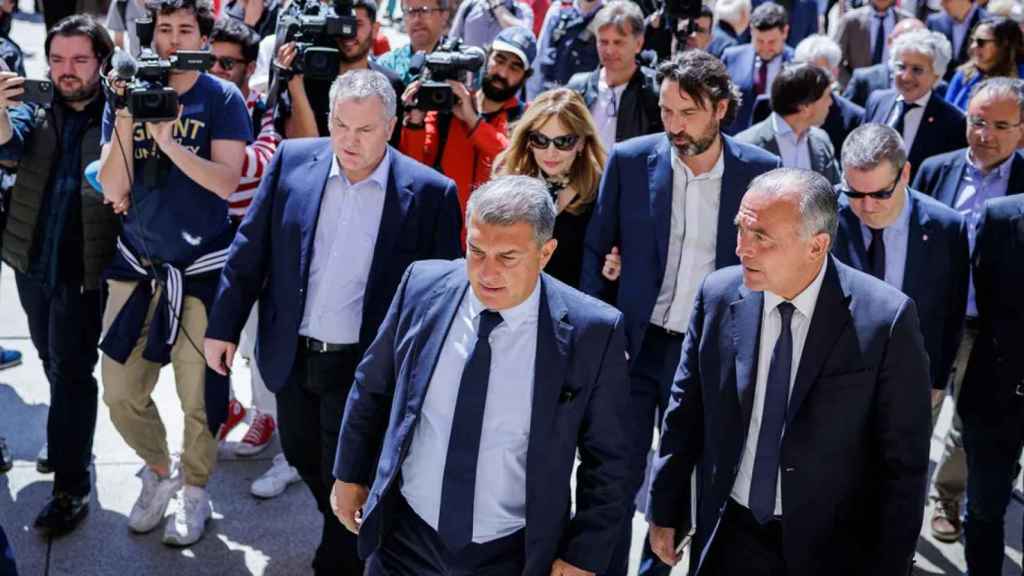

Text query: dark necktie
(755, 58), (769, 96)
(749, 301), (795, 524)
(890, 101), (919, 136)
(867, 227), (886, 281)
(437, 309), (503, 551)
(872, 13), (886, 65)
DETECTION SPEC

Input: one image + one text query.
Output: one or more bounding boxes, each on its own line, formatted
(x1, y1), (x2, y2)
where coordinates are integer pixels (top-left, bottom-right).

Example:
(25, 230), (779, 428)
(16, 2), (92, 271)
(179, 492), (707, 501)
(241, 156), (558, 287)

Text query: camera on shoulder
(408, 38), (486, 112)
(276, 0), (359, 80)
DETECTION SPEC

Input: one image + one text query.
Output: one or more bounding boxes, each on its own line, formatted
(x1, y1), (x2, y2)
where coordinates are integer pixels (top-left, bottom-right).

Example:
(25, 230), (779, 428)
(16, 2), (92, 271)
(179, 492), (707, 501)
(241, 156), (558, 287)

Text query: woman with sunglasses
(493, 88), (607, 288)
(946, 16), (1024, 110)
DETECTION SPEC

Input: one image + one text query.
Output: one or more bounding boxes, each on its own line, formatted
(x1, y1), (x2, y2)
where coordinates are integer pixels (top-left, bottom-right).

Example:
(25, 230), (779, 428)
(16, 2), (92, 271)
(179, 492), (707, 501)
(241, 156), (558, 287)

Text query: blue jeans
(962, 414), (1024, 575)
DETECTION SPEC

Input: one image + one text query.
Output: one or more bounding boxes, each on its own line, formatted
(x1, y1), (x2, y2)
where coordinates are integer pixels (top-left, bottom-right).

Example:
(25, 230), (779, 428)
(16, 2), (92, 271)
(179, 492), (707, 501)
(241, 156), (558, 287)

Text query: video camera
(408, 38), (486, 112)
(275, 0), (358, 80)
(107, 16), (211, 122)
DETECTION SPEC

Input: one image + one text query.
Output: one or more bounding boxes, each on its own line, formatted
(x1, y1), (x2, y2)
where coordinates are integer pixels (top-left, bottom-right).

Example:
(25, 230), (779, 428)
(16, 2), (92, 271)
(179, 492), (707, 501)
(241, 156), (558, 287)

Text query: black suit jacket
(865, 89), (967, 179)
(928, 7), (987, 80)
(912, 148), (1024, 207)
(648, 257), (931, 576)
(823, 90), (865, 156)
(833, 190), (969, 390)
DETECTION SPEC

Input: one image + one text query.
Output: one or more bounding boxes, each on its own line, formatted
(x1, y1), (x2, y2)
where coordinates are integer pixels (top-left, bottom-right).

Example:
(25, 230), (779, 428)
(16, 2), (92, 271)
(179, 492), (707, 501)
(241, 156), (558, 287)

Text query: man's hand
(204, 338), (237, 376)
(331, 480), (369, 535)
(105, 194), (131, 215)
(447, 80), (480, 128)
(0, 72), (24, 110)
(243, 0), (265, 27)
(649, 524), (684, 567)
(401, 80), (427, 125)
(146, 105), (183, 151)
(549, 559), (594, 576)
(602, 246), (621, 281)
(275, 41), (298, 72)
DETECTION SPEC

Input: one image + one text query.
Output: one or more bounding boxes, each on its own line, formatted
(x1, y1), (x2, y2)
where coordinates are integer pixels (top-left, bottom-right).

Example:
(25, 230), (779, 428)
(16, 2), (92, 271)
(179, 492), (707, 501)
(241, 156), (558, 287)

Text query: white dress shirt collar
(897, 90), (932, 109)
(330, 147), (392, 190)
(467, 278), (542, 332)
(763, 257), (829, 322)
(671, 143), (726, 181)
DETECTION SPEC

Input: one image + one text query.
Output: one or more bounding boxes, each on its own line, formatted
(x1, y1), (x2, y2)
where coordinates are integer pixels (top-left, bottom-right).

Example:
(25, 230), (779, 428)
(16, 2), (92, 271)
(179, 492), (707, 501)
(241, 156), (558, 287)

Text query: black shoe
(36, 443), (51, 474)
(33, 492), (90, 535)
(0, 438), (11, 474)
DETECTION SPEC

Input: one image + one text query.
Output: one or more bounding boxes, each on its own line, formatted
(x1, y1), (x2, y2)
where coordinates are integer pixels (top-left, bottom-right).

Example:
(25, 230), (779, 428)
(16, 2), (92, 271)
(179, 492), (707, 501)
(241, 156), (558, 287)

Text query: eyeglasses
(968, 115), (1024, 132)
(211, 56), (244, 71)
(402, 6), (444, 18)
(971, 37), (995, 47)
(838, 163), (904, 199)
(528, 132), (580, 151)
(892, 61), (931, 77)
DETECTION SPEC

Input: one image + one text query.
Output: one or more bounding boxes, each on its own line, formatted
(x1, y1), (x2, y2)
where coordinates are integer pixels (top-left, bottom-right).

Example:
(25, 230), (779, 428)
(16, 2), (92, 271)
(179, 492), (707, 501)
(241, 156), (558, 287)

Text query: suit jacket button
(784, 467), (796, 473)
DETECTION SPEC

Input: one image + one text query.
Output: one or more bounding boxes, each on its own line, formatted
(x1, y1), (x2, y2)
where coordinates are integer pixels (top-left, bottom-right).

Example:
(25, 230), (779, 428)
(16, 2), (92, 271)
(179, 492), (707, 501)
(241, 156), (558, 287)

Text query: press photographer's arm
(97, 104), (135, 212)
(149, 109), (245, 199)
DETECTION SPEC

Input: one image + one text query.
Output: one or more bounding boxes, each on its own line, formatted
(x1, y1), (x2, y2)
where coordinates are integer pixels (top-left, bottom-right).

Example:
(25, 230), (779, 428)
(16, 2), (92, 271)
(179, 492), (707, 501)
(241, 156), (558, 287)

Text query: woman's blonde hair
(493, 88), (607, 215)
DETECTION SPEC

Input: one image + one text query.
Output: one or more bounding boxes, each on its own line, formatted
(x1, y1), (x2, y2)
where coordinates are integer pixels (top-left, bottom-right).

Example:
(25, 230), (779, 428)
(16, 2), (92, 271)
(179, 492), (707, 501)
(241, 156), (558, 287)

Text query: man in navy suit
(647, 168), (931, 576)
(832, 123), (969, 422)
(911, 77), (1024, 544)
(959, 194), (1024, 576)
(204, 70), (463, 575)
(708, 0), (750, 58)
(753, 0), (818, 47)
(865, 28), (966, 180)
(926, 0), (985, 80)
(722, 2), (795, 134)
(331, 176), (630, 576)
(582, 50), (780, 576)
(842, 17), (927, 106)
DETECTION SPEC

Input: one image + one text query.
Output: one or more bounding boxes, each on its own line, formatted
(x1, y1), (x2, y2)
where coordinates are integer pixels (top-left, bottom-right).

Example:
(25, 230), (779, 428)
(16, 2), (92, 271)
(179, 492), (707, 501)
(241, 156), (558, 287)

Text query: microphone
(111, 47), (138, 81)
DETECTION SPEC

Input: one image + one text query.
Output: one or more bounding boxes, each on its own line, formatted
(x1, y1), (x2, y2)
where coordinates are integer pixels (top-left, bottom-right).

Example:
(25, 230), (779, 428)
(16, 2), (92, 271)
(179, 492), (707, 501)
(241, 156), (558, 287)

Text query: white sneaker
(251, 453), (301, 499)
(162, 485), (211, 547)
(128, 467), (181, 533)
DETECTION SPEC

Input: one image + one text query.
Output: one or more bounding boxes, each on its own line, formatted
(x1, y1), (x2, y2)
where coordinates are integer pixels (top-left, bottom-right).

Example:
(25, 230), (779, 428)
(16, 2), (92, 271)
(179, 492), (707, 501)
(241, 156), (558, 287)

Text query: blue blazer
(753, 0), (819, 47)
(864, 89), (967, 179)
(912, 147), (1024, 208)
(648, 257), (931, 576)
(334, 260), (631, 575)
(960, 195), (1024, 423)
(833, 190), (969, 390)
(722, 43), (795, 134)
(707, 22), (740, 58)
(927, 7), (987, 80)
(581, 133), (781, 363)
(205, 139), (463, 391)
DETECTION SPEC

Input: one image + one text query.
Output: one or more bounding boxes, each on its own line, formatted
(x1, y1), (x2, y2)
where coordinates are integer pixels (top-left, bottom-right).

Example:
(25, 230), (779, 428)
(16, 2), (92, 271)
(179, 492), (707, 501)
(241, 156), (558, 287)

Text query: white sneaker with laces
(128, 467), (181, 533)
(162, 485), (211, 547)
(251, 453), (301, 499)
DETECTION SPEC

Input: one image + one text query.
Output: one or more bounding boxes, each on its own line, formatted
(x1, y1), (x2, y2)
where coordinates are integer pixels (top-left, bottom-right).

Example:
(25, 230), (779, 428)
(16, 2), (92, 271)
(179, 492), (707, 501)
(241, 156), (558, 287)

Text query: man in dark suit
(708, 0), (751, 58)
(204, 70), (463, 575)
(959, 194), (1024, 576)
(865, 28), (965, 179)
(926, 0), (985, 80)
(842, 17), (927, 106)
(832, 124), (969, 424)
(737, 63), (841, 183)
(722, 2), (795, 134)
(331, 176), (631, 576)
(582, 50), (780, 576)
(833, 0), (913, 86)
(911, 77), (1024, 544)
(753, 0), (819, 47)
(647, 168), (931, 576)
(792, 34), (866, 156)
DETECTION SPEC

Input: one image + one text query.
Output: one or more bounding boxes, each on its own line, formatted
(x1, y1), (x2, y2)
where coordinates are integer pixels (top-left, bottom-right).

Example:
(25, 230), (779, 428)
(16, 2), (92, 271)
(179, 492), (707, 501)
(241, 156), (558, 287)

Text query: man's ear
(809, 231), (831, 260)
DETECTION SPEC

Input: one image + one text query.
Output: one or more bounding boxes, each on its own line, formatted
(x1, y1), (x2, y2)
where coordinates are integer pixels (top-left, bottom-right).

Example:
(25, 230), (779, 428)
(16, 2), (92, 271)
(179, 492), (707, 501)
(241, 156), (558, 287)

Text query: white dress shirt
(593, 68), (628, 153)
(299, 151), (390, 343)
(731, 258), (829, 515)
(771, 113), (812, 171)
(889, 91), (931, 154)
(401, 281), (540, 543)
(650, 149), (724, 333)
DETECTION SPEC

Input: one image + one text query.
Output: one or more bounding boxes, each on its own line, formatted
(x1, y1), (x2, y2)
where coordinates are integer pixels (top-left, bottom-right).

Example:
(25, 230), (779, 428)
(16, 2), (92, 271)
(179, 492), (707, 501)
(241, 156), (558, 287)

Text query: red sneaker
(217, 399), (247, 442)
(235, 412), (276, 456)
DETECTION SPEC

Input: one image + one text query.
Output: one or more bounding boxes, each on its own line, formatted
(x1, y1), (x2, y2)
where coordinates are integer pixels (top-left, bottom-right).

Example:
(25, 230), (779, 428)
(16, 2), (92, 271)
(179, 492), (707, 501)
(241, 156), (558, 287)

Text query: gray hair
(466, 176), (556, 245)
(969, 76), (1024, 119)
(890, 29), (952, 82)
(593, 0), (645, 37)
(746, 168), (838, 242)
(715, 0), (752, 27)
(794, 34), (842, 71)
(329, 69), (397, 121)
(841, 123), (907, 174)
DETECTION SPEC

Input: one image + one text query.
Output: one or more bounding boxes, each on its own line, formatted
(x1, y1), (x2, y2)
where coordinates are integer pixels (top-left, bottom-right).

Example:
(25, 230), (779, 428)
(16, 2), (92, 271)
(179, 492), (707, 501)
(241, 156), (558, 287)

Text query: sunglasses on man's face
(837, 164), (904, 200)
(211, 56), (243, 71)
(527, 132), (579, 151)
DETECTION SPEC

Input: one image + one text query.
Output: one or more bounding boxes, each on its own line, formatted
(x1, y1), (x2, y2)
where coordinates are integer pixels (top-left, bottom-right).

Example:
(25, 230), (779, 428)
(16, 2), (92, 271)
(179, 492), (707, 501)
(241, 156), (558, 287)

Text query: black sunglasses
(212, 56), (244, 71)
(527, 132), (579, 151)
(838, 163), (904, 199)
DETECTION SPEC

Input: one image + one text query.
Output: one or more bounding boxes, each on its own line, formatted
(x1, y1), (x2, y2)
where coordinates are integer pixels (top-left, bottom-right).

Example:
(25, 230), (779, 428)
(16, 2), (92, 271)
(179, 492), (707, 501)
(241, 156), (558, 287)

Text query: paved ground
(0, 4), (1022, 575)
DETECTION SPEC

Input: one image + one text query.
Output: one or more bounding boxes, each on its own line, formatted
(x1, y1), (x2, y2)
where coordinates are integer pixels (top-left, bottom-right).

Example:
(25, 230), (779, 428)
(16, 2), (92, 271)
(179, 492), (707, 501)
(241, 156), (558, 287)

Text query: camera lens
(430, 90), (446, 104)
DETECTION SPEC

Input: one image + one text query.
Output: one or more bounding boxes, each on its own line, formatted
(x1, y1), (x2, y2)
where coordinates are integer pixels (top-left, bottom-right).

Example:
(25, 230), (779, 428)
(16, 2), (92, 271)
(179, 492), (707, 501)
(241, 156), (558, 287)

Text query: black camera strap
(433, 111), (454, 172)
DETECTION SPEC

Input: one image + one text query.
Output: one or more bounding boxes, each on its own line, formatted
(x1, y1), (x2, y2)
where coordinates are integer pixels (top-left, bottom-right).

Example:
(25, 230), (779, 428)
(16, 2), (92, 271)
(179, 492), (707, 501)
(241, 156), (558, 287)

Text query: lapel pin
(928, 116), (935, 123)
(922, 234), (929, 241)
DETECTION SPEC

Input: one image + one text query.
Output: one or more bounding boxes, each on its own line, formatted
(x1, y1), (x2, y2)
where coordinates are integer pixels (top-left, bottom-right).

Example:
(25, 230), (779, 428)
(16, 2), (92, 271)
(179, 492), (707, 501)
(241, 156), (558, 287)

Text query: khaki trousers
(930, 327), (976, 504)
(101, 279), (217, 487)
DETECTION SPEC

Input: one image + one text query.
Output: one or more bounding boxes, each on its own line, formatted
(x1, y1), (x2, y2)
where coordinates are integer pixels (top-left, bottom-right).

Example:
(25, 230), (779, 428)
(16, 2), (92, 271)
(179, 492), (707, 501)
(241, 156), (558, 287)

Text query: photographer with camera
(401, 26), (535, 214)
(0, 14), (115, 537)
(378, 0), (451, 83)
(96, 0), (251, 548)
(450, 0), (535, 50)
(275, 0), (405, 141)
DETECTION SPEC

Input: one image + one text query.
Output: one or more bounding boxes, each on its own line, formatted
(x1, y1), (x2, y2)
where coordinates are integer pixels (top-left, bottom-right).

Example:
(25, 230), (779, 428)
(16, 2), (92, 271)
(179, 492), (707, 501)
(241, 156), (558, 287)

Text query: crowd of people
(0, 0), (1021, 574)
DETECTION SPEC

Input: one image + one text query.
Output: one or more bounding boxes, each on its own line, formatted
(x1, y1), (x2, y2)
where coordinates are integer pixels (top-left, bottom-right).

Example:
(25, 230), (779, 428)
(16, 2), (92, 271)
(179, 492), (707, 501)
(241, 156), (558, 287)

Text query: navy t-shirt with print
(101, 73), (251, 267)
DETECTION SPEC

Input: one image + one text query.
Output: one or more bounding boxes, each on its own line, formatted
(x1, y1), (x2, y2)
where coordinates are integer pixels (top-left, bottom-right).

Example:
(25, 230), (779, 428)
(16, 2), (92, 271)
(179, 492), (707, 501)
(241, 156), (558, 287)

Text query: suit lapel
(837, 204), (870, 271)
(718, 139), (745, 268)
(938, 153), (969, 207)
(730, 284), (762, 430)
(583, 71), (599, 109)
(902, 193), (931, 297)
(1007, 153), (1024, 198)
(787, 258), (852, 425)
(362, 150), (414, 326)
(409, 270), (470, 404)
(650, 137), (673, 277)
(299, 141), (335, 285)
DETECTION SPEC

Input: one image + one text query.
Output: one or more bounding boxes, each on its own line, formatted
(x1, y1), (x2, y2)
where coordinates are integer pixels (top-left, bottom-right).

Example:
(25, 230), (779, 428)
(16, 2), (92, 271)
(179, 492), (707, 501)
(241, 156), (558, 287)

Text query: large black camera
(408, 38), (486, 112)
(108, 17), (211, 122)
(276, 0), (358, 80)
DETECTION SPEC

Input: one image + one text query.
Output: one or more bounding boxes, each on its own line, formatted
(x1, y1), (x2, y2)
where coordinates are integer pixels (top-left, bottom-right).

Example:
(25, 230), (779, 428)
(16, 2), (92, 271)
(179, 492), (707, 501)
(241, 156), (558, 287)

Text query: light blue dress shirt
(401, 281), (541, 543)
(952, 6), (978, 58)
(955, 149), (1013, 316)
(771, 113), (813, 171)
(299, 150), (391, 344)
(858, 188), (912, 291)
(869, 9), (896, 65)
